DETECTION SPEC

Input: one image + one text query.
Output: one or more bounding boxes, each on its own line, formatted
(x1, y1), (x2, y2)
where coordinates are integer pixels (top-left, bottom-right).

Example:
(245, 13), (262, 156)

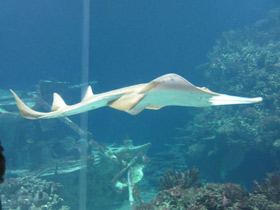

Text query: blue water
(1, 0), (280, 209)
(1, 0), (277, 87)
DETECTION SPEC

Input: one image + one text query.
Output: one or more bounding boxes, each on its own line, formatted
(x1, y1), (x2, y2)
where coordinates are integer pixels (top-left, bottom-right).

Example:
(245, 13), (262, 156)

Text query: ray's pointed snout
(210, 94), (263, 106)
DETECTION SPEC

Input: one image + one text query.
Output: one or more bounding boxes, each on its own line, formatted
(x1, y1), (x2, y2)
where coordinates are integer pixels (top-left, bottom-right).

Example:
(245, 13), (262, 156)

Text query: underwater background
(1, 0), (280, 209)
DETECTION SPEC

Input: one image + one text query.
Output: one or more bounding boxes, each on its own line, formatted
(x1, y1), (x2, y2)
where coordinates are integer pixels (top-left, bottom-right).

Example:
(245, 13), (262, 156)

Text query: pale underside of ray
(10, 74), (263, 120)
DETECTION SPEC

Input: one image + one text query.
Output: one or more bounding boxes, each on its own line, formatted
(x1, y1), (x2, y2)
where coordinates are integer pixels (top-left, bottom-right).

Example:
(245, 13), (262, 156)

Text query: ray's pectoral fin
(126, 104), (165, 115)
(108, 93), (145, 111)
(145, 105), (164, 110)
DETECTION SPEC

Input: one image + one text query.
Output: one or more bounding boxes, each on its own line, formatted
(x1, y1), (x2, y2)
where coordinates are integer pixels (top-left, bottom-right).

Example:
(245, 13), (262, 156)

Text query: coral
(0, 176), (69, 210)
(203, 8), (280, 151)
(33, 192), (49, 207)
(137, 170), (280, 210)
(173, 8), (280, 181)
(160, 168), (199, 190)
(223, 183), (245, 203)
(252, 171), (280, 203)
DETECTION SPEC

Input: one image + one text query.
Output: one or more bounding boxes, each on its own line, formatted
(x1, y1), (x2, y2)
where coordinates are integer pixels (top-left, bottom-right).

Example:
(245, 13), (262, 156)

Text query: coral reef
(0, 176), (69, 210)
(252, 171), (280, 204)
(173, 8), (280, 180)
(203, 8), (280, 152)
(159, 169), (199, 190)
(136, 170), (280, 210)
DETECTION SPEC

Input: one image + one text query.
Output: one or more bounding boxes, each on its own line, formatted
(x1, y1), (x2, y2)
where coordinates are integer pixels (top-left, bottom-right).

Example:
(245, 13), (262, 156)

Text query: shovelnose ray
(10, 74), (262, 120)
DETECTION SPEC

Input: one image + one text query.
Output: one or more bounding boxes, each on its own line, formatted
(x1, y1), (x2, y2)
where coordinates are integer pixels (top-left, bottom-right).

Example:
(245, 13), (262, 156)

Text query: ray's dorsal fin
(51, 93), (67, 111)
(82, 86), (94, 102)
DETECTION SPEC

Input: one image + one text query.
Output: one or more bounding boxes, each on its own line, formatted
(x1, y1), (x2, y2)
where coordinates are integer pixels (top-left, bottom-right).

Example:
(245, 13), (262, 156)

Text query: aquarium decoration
(0, 80), (153, 209)
(10, 73), (262, 119)
(1, 137), (151, 209)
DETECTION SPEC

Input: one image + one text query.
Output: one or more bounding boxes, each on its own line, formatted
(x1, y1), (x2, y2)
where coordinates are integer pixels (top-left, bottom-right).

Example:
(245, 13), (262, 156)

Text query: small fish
(222, 192), (231, 207)
(26, 138), (34, 144)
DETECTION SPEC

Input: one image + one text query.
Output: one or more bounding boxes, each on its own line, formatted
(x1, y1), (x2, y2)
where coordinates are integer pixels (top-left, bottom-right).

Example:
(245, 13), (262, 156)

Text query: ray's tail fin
(10, 90), (46, 119)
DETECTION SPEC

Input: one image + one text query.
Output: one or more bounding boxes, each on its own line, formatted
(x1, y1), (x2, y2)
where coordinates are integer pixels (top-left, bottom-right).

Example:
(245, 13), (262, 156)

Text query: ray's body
(10, 74), (262, 119)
